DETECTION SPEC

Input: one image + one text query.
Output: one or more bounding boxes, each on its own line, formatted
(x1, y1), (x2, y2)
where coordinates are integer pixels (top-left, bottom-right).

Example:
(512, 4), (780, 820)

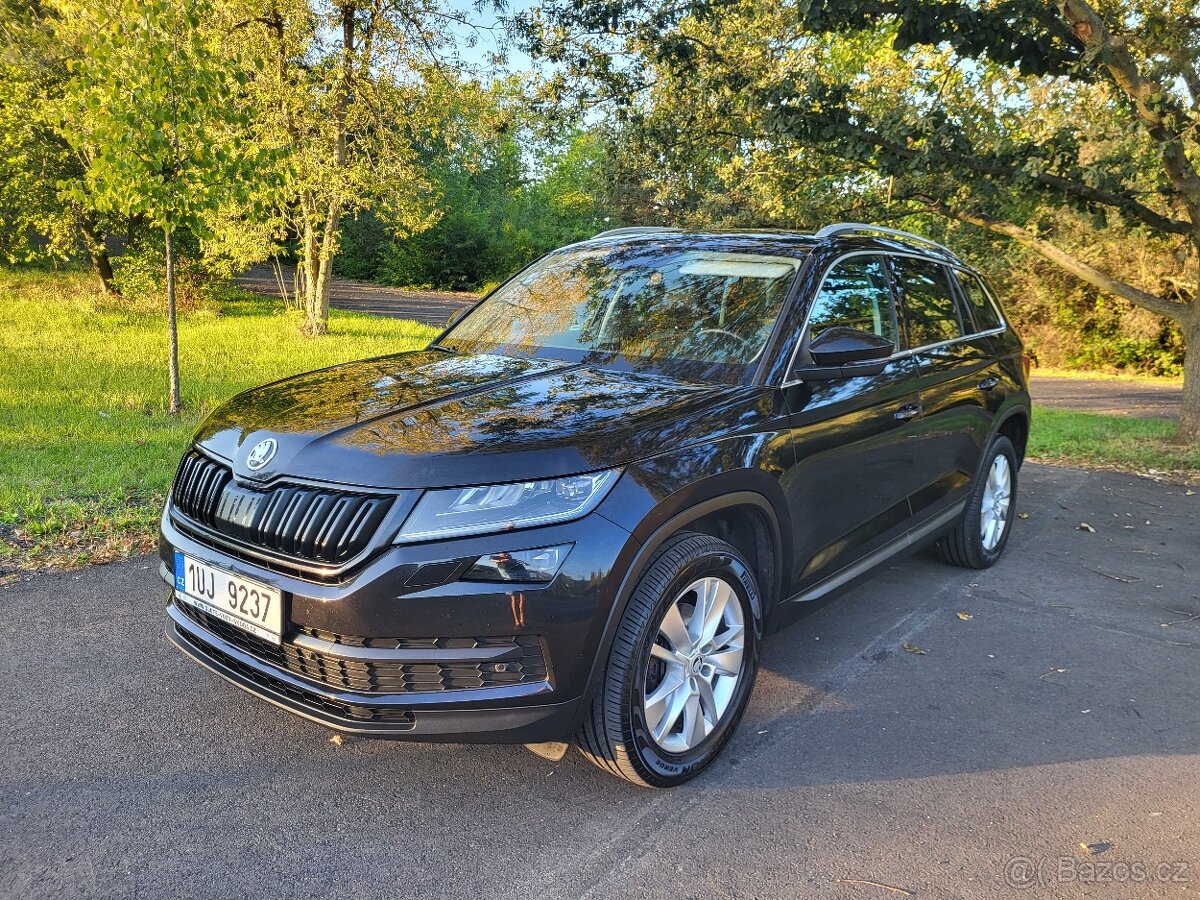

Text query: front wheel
(936, 434), (1018, 569)
(576, 532), (761, 787)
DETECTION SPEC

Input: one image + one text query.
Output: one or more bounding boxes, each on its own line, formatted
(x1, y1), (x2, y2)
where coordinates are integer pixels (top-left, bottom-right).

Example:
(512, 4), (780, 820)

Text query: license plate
(174, 551), (284, 644)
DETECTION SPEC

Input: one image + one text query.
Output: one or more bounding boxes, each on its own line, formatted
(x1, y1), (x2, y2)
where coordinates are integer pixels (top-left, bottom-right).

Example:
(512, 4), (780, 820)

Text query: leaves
(50, 0), (257, 232)
(901, 641), (927, 655)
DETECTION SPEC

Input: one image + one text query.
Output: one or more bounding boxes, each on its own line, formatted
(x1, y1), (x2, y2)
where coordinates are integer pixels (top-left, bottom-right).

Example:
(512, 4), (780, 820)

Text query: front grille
(175, 624), (415, 726)
(177, 602), (549, 695)
(171, 451), (393, 566)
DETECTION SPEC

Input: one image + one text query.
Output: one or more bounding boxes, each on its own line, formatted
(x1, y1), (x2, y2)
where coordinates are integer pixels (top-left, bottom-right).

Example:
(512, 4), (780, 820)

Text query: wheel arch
(571, 490), (784, 733)
(992, 406), (1030, 465)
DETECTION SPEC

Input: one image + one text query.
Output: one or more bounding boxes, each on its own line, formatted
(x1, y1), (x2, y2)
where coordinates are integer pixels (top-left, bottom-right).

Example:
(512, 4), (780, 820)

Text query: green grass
(0, 269), (438, 571)
(1029, 407), (1200, 475)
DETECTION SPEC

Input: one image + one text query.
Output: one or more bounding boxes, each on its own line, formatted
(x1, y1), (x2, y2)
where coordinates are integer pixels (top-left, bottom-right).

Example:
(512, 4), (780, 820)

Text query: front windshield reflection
(439, 243), (804, 384)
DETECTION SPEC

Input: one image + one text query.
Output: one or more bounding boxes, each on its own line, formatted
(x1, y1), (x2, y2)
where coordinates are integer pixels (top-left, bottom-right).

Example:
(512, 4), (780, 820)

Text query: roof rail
(592, 226), (682, 239)
(813, 222), (962, 263)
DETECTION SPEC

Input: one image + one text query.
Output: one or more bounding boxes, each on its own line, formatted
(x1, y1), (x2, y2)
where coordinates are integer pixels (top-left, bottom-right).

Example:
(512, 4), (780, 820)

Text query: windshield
(438, 243), (804, 384)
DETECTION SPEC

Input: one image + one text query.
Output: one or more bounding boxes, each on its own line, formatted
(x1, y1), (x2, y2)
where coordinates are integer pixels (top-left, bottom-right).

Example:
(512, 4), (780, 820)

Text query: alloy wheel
(641, 576), (746, 754)
(980, 453), (1012, 552)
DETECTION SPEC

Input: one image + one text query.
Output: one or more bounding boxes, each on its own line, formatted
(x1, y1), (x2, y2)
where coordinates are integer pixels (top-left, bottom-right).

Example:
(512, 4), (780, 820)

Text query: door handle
(894, 403), (920, 421)
(978, 375), (1000, 391)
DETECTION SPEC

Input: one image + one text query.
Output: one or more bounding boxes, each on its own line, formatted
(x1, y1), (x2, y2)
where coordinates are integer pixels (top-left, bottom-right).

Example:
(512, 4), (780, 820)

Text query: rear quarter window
(954, 270), (1003, 332)
(891, 256), (963, 348)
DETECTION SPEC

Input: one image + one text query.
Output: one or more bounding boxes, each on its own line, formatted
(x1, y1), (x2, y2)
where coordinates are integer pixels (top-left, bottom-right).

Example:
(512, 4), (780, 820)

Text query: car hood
(193, 350), (764, 489)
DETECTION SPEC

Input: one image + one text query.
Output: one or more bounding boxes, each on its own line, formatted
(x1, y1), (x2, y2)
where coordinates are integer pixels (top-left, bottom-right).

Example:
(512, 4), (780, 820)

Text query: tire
(576, 532), (762, 788)
(936, 434), (1018, 569)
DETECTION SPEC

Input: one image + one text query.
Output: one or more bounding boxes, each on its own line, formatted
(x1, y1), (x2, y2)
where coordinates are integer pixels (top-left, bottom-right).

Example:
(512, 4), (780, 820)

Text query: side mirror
(808, 327), (894, 366)
(446, 305), (471, 328)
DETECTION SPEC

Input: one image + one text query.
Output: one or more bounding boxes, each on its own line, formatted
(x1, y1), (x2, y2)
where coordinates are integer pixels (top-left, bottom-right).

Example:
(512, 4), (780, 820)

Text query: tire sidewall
(965, 435), (1018, 566)
(621, 547), (761, 785)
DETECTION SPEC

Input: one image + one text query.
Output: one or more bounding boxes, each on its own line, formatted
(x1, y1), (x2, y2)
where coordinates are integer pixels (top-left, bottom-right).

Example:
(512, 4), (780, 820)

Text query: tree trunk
(299, 2), (354, 337)
(165, 226), (181, 415)
(1178, 312), (1200, 445)
(79, 217), (118, 296)
(300, 203), (327, 335)
(309, 200), (341, 334)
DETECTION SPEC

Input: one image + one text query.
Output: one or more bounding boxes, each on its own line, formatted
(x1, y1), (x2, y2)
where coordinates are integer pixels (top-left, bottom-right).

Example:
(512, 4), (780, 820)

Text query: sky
(447, 0), (536, 75)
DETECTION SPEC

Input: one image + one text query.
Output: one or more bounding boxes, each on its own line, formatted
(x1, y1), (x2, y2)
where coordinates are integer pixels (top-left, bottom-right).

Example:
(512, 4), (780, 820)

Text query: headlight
(395, 470), (620, 542)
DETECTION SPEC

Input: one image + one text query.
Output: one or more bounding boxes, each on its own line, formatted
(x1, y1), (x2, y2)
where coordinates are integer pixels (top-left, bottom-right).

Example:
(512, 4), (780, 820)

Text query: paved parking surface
(2, 464), (1197, 899)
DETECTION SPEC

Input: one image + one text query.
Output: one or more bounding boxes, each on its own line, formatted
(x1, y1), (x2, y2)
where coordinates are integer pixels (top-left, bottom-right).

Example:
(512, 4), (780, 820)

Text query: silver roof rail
(592, 226), (682, 239)
(813, 222), (962, 263)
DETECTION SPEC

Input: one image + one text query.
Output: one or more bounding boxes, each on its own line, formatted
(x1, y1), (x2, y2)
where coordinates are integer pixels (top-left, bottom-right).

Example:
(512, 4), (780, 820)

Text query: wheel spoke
(650, 642), (689, 667)
(687, 578), (715, 643)
(681, 689), (707, 746)
(698, 579), (732, 645)
(658, 600), (692, 653)
(711, 622), (744, 652)
(649, 678), (688, 743)
(695, 674), (719, 723)
(706, 647), (743, 677)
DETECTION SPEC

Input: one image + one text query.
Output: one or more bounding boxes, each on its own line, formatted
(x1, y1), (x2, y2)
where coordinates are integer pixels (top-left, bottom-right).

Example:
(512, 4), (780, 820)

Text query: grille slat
(170, 451), (393, 566)
(176, 602), (548, 696)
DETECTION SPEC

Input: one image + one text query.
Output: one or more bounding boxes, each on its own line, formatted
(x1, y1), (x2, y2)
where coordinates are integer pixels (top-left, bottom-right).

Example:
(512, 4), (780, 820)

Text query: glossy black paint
(161, 229), (1031, 743)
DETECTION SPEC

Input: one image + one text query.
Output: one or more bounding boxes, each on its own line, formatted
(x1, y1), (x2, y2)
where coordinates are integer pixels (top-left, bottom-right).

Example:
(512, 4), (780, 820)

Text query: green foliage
(52, 0), (257, 236)
(0, 268), (437, 570)
(336, 87), (621, 290)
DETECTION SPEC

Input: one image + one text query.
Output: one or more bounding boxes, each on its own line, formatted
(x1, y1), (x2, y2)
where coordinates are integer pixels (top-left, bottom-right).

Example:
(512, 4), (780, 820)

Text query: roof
(588, 223), (966, 267)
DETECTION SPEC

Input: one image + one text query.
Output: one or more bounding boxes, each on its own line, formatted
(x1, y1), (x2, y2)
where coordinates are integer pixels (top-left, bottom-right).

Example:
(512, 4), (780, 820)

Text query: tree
(0, 0), (122, 293)
(53, 0), (256, 412)
(528, 0), (1200, 444)
(224, 0), (479, 335)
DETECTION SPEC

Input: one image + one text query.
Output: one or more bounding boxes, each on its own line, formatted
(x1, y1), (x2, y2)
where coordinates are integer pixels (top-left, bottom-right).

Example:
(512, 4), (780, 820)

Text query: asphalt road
(235, 265), (474, 328)
(1029, 374), (1183, 420)
(6, 464), (1196, 899)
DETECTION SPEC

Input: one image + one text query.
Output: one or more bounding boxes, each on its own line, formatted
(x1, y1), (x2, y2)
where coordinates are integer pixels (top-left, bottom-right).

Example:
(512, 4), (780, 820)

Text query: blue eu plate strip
(173, 550), (187, 592)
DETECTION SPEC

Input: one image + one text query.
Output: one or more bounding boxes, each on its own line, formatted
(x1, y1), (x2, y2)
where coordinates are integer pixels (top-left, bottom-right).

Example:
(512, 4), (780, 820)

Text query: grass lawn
(1028, 407), (1200, 476)
(0, 269), (438, 574)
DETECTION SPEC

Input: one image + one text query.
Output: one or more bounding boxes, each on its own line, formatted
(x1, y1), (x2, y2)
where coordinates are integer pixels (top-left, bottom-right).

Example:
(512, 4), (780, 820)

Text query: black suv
(161, 224), (1030, 786)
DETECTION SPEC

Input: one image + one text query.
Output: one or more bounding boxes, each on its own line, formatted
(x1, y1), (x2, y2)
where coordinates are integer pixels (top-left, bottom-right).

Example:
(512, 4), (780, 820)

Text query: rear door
(888, 255), (996, 518)
(781, 254), (925, 593)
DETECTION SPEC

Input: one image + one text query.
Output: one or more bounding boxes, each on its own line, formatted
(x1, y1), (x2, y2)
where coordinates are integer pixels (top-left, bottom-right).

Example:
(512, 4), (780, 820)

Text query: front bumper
(160, 505), (639, 743)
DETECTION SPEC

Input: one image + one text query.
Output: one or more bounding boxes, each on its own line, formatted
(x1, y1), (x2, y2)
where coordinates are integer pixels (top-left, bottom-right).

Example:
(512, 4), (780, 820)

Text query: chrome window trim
(779, 249), (1009, 388)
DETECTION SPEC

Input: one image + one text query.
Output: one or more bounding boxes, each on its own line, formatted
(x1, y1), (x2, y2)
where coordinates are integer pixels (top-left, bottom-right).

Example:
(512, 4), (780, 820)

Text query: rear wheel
(936, 435), (1018, 569)
(576, 532), (761, 787)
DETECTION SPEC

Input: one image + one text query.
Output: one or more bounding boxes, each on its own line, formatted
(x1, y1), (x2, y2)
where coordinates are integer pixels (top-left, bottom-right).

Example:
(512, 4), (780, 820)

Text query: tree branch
(915, 196), (1192, 323)
(1056, 0), (1200, 242)
(819, 115), (1193, 236)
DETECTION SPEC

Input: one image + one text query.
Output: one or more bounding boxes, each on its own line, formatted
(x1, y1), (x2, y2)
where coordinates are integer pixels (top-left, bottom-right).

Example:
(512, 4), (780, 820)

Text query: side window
(892, 257), (963, 348)
(806, 255), (896, 347)
(954, 270), (1002, 332)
